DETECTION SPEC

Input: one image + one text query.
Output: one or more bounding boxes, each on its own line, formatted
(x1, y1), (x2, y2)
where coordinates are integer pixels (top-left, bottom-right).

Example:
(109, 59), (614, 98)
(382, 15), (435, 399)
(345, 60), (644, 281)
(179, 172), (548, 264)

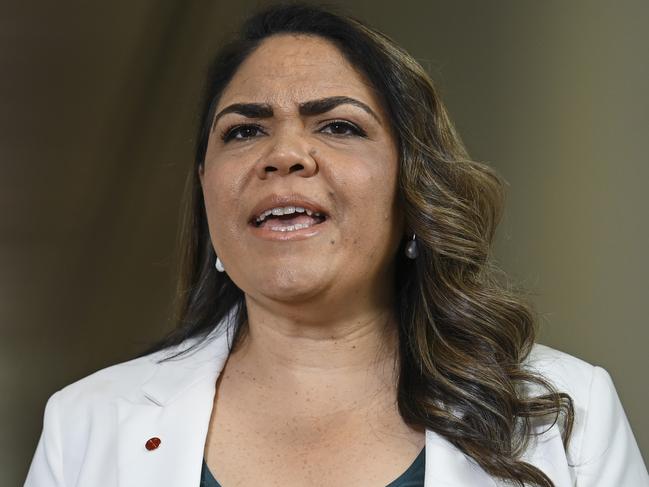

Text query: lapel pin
(145, 437), (161, 451)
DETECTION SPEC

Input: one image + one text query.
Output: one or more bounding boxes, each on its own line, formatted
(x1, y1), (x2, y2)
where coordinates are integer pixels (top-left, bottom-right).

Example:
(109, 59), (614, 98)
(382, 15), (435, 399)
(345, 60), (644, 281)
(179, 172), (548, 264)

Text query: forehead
(217, 34), (380, 110)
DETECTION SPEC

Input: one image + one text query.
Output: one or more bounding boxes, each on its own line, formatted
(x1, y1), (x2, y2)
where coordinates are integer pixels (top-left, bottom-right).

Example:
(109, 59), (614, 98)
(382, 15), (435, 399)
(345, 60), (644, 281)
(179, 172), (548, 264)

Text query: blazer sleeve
(24, 391), (65, 487)
(574, 366), (649, 486)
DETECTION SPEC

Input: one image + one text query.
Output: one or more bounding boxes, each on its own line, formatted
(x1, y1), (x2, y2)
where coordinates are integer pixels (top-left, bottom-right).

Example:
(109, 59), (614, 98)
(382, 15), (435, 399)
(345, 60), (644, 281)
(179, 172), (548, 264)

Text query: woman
(25, 4), (648, 487)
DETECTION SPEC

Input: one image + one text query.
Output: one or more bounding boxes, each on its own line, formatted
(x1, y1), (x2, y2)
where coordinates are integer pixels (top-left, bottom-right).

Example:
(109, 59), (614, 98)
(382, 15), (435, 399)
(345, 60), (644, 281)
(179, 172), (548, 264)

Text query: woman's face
(200, 34), (403, 307)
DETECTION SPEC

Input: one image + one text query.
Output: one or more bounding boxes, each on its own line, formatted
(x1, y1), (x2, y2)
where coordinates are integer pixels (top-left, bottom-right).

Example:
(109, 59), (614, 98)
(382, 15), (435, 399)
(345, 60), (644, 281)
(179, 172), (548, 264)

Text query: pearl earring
(215, 256), (225, 272)
(405, 233), (419, 259)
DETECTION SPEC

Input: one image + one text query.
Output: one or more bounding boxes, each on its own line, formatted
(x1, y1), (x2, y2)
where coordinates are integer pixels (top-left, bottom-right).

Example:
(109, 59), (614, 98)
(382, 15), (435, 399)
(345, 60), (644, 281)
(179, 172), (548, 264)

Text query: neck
(226, 294), (400, 414)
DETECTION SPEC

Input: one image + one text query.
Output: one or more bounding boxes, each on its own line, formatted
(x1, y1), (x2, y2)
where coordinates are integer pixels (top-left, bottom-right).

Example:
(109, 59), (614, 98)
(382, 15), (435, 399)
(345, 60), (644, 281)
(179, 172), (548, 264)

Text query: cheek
(338, 154), (399, 223)
(201, 164), (245, 236)
(330, 157), (401, 259)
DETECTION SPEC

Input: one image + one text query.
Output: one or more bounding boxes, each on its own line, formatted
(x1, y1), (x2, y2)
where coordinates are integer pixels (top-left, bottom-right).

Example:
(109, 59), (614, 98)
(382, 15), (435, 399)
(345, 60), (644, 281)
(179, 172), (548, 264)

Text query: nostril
(262, 163), (307, 174)
(289, 163), (304, 172)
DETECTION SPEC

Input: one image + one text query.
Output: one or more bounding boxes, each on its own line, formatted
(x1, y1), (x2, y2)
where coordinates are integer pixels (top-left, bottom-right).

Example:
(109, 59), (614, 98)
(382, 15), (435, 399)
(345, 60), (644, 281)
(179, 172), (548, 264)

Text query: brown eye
(222, 124), (265, 142)
(320, 120), (366, 137)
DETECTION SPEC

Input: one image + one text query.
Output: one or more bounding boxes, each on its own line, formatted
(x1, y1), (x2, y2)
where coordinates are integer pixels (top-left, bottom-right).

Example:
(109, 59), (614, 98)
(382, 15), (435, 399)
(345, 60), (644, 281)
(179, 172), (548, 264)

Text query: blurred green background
(3, 0), (647, 484)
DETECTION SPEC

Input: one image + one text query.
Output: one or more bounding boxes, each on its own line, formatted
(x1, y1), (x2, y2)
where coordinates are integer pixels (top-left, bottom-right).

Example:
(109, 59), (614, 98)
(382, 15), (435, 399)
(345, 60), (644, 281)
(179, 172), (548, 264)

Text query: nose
(254, 130), (318, 179)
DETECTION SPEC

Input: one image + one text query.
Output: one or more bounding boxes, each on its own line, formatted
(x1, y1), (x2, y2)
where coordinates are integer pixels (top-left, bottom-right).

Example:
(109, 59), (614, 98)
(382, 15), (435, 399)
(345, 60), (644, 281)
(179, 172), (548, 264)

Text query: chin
(252, 267), (328, 303)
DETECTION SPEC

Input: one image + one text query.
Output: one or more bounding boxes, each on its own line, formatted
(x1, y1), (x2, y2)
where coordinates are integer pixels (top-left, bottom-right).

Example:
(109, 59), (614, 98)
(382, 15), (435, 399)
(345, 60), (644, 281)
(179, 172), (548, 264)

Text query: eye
(221, 124), (265, 143)
(319, 120), (367, 137)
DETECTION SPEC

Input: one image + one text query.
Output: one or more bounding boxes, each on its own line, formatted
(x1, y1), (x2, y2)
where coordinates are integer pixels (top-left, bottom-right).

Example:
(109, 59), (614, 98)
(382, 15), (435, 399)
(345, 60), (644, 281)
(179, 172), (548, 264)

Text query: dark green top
(200, 447), (425, 487)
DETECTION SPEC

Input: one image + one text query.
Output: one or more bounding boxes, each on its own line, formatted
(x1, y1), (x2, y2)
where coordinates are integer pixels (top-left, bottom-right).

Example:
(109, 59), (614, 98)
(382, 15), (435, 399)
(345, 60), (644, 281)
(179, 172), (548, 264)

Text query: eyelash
(220, 120), (367, 143)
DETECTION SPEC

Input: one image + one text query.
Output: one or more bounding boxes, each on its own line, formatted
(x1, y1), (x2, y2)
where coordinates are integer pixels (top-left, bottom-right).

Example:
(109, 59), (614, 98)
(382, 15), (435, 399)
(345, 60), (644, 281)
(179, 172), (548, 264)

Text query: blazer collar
(140, 312), (238, 407)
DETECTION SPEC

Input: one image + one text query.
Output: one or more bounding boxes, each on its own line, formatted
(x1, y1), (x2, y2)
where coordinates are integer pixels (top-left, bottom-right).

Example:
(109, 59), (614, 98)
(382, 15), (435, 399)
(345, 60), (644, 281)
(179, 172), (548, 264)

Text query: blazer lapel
(423, 423), (572, 487)
(116, 323), (235, 487)
(423, 430), (497, 487)
(519, 423), (573, 487)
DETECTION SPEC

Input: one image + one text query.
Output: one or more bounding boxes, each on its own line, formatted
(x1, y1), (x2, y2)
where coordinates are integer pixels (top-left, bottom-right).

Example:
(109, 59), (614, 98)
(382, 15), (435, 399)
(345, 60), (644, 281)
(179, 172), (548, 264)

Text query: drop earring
(215, 256), (225, 272)
(405, 233), (419, 259)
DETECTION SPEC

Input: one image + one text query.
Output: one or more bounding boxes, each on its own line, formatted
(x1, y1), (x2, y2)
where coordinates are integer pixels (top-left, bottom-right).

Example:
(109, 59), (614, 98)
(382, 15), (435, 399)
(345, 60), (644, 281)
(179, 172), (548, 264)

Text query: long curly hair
(138, 4), (574, 486)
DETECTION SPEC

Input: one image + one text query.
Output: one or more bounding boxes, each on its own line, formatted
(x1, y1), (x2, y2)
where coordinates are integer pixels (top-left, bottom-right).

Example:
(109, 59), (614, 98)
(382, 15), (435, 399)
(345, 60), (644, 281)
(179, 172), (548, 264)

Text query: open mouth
(250, 207), (327, 232)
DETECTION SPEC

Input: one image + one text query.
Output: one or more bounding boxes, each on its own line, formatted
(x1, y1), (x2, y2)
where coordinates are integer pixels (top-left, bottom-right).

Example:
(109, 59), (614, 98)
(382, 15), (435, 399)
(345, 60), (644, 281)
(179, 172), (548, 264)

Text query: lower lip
(247, 219), (328, 241)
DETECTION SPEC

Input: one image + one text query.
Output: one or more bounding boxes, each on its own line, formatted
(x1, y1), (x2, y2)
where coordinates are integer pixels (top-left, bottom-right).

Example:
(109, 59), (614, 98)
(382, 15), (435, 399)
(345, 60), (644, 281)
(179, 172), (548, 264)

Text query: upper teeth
(255, 206), (322, 223)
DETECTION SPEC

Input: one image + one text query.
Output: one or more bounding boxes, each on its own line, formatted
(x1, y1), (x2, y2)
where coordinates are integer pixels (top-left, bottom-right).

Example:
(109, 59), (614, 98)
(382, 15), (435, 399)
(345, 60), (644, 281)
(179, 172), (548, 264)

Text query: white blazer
(25, 320), (649, 487)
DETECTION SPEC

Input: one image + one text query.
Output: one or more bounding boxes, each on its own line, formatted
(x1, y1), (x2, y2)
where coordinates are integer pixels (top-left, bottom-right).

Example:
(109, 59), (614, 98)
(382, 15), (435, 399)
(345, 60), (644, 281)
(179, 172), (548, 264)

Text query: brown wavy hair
(138, 4), (574, 486)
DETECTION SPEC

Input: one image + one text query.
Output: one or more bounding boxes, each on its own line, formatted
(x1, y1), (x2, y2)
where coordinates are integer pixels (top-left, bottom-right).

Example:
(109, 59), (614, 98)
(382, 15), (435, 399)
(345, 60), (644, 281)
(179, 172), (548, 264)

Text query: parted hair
(138, 4), (574, 486)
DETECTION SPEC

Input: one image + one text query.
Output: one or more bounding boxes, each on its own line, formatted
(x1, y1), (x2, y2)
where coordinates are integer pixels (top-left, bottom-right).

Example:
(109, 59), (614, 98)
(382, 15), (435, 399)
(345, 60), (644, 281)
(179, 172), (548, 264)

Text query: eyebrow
(211, 96), (381, 131)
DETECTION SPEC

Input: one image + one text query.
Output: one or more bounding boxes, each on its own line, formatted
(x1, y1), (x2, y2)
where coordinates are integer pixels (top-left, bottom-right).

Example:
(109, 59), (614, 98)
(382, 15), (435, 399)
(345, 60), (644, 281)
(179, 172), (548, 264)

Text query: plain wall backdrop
(2, 0), (648, 485)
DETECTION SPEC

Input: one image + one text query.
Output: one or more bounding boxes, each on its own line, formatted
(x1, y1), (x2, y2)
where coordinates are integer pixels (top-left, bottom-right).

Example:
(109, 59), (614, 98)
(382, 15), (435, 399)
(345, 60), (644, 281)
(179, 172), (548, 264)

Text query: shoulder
(25, 330), (229, 486)
(523, 342), (596, 401)
(25, 350), (171, 486)
(521, 342), (605, 443)
(522, 342), (622, 421)
(519, 344), (599, 458)
(45, 326), (231, 420)
(44, 326), (229, 422)
(521, 343), (649, 485)
(38, 349), (169, 453)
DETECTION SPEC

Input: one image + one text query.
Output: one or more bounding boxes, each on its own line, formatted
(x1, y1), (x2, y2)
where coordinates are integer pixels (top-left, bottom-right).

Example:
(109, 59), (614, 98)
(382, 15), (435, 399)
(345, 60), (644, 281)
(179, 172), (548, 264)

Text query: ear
(198, 163), (205, 187)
